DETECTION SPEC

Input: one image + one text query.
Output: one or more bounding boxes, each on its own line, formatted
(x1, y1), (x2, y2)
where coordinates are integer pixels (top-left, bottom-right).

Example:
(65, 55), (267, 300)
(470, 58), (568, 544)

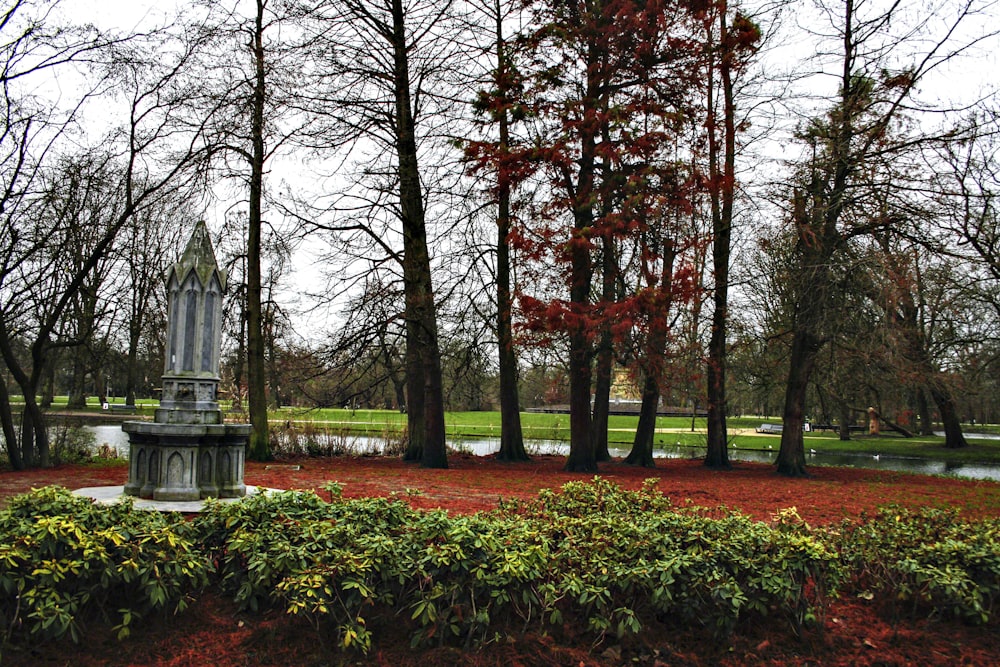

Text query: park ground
(2, 453), (1000, 666)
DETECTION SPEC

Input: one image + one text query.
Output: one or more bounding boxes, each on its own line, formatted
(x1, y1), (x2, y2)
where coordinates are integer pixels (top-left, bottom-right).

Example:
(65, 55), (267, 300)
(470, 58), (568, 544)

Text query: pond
(81, 425), (1000, 482)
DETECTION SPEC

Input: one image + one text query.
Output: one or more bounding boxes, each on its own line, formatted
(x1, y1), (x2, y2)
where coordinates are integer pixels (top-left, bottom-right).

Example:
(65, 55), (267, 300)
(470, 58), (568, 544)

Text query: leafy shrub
(8, 478), (996, 658)
(0, 486), (211, 646)
(495, 479), (841, 639)
(835, 506), (1000, 624)
(195, 488), (420, 652)
(197, 477), (843, 654)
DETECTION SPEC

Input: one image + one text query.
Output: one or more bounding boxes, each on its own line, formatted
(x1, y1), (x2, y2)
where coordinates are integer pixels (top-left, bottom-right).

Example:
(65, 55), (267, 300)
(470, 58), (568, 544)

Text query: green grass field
(262, 406), (1000, 465)
(26, 397), (1000, 465)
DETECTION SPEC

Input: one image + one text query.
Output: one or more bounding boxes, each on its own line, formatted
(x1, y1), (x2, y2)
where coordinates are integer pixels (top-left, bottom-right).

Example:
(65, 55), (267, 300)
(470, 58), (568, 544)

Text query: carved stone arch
(135, 449), (147, 485)
(200, 450), (213, 481)
(166, 273), (182, 373)
(166, 452), (185, 486)
(201, 274), (222, 373)
(182, 271), (200, 372)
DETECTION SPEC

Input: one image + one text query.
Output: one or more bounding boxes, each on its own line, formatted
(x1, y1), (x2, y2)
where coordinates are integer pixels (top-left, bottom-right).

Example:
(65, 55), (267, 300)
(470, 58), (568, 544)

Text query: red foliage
(6, 453), (999, 526)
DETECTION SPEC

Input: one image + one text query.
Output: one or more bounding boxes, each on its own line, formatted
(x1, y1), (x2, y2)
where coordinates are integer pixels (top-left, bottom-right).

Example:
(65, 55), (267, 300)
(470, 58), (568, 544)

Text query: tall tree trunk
(564, 172), (595, 473)
(591, 331), (612, 462)
(590, 230), (616, 463)
(625, 240), (675, 467)
(379, 337), (407, 413)
(565, 318), (594, 471)
(0, 372), (21, 470)
(125, 323), (140, 407)
(929, 383), (967, 449)
(40, 356), (55, 408)
(18, 408), (37, 468)
(21, 370), (49, 467)
(402, 336), (425, 460)
(775, 329), (822, 477)
(916, 387), (933, 435)
(233, 293), (247, 413)
(564, 49), (598, 474)
(565, 189), (595, 472)
(838, 398), (852, 441)
(66, 348), (88, 409)
(704, 8), (737, 470)
(246, 0), (271, 461)
(392, 378), (406, 412)
(0, 316), (50, 467)
(775, 0), (856, 477)
(392, 0), (446, 468)
(493, 8), (527, 462)
(124, 221), (150, 409)
(625, 372), (658, 467)
(266, 312), (282, 409)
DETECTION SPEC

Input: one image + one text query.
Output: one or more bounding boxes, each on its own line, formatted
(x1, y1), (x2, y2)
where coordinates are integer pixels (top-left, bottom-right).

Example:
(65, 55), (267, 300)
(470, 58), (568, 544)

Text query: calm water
(85, 425), (1000, 482)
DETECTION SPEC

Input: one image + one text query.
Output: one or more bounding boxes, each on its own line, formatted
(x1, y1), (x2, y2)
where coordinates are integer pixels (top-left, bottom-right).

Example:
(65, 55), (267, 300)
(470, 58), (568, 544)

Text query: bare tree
(189, 0), (310, 460)
(932, 111), (1000, 319)
(120, 195), (190, 406)
(464, 0), (528, 460)
(702, 2), (762, 469)
(773, 0), (994, 475)
(292, 0), (472, 468)
(0, 6), (215, 468)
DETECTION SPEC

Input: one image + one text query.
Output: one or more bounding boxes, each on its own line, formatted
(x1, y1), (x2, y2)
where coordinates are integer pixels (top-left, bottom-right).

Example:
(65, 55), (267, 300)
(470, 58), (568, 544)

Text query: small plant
(48, 426), (95, 465)
(322, 481), (343, 501)
(95, 443), (119, 459)
(380, 425), (408, 457)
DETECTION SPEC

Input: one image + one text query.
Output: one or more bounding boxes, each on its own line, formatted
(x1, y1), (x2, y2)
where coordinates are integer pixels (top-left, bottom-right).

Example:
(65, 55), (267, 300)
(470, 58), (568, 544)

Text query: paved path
(73, 485), (275, 512)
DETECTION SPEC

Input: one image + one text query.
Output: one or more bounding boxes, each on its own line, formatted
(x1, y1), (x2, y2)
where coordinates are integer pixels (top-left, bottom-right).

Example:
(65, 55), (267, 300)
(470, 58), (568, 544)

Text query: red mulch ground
(2, 453), (999, 666)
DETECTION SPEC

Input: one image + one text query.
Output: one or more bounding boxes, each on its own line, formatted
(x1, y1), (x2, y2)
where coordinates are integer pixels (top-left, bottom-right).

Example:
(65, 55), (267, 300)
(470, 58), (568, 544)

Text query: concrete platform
(73, 485), (279, 512)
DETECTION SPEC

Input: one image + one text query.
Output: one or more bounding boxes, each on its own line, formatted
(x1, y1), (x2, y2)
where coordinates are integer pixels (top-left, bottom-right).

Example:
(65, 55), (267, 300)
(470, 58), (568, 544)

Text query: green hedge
(1, 480), (998, 657)
(196, 478), (842, 652)
(835, 506), (1000, 624)
(0, 487), (210, 646)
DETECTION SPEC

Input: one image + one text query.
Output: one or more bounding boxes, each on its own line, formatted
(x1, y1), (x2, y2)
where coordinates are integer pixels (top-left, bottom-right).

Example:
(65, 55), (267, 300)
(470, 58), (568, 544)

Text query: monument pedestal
(123, 422), (249, 501)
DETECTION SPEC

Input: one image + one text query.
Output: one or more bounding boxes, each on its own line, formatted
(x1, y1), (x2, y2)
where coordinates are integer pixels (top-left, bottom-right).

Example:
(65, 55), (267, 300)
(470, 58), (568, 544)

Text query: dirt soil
(2, 453), (999, 666)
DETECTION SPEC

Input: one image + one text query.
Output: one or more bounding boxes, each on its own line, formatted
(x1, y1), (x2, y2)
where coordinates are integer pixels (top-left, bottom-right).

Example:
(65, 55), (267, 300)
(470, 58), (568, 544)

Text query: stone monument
(122, 221), (249, 501)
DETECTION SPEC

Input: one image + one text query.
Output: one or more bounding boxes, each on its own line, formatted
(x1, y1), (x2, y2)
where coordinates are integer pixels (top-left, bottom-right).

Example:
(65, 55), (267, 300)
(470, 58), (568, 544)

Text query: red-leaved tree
(478, 0), (706, 471)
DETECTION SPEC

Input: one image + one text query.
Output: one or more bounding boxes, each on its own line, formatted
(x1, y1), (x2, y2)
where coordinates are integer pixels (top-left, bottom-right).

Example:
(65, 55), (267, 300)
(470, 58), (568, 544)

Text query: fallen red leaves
(1, 453), (999, 666)
(242, 453), (1000, 525)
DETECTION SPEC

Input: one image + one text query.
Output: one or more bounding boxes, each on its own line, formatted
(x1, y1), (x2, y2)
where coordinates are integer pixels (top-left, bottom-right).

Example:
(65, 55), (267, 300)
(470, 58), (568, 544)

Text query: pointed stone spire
(159, 221), (227, 423)
(173, 220), (228, 292)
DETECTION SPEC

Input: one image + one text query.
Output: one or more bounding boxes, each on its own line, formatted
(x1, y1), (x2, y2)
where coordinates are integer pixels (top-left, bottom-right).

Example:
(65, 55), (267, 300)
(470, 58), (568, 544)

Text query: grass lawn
(263, 406), (1000, 465)
(29, 397), (1000, 465)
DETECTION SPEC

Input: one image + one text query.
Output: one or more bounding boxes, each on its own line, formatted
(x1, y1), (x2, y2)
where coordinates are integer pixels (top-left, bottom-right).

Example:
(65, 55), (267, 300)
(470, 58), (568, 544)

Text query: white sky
(64, 0), (180, 32)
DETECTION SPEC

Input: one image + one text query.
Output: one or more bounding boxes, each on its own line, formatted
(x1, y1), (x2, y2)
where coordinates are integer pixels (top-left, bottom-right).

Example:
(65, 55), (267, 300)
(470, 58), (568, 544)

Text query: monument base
(122, 421), (250, 501)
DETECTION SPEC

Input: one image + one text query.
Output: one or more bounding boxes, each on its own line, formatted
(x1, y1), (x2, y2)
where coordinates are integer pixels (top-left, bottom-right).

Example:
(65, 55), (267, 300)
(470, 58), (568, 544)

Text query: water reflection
(83, 425), (1000, 482)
